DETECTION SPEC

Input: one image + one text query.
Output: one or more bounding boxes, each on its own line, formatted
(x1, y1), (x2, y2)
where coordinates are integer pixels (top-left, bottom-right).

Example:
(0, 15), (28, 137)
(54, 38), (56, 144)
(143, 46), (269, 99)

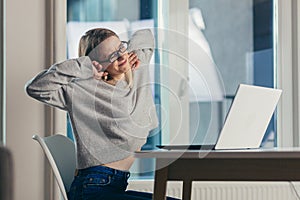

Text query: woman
(26, 28), (178, 200)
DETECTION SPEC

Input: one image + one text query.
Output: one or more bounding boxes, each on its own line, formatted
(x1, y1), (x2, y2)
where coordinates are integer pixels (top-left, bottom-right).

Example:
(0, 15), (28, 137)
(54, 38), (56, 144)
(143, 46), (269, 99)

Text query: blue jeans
(67, 165), (179, 200)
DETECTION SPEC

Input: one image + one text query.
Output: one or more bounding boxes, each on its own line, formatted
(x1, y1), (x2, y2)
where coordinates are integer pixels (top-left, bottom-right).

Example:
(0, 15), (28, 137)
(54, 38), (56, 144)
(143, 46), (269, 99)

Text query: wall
(6, 0), (46, 199)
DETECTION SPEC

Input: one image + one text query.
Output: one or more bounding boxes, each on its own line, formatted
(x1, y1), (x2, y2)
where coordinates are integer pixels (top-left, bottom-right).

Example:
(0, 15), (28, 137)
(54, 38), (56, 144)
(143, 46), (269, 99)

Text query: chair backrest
(0, 145), (14, 200)
(32, 134), (76, 200)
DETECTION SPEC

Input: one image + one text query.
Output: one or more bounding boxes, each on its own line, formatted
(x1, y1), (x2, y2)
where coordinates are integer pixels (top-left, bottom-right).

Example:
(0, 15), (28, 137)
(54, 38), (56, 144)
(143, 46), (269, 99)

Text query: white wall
(6, 0), (46, 199)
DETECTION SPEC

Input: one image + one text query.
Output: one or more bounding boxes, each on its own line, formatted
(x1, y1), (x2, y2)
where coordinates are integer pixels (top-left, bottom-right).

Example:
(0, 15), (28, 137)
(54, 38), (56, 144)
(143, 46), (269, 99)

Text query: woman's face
(97, 36), (130, 77)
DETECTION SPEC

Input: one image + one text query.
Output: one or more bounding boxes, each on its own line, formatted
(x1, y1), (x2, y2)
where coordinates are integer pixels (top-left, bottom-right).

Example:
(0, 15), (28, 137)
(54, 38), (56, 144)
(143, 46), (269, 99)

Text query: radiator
(127, 180), (300, 200)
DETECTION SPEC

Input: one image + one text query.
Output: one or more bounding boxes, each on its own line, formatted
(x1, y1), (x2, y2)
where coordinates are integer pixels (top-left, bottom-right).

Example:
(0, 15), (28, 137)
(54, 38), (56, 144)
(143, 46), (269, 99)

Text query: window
(188, 0), (276, 147)
(66, 0), (299, 179)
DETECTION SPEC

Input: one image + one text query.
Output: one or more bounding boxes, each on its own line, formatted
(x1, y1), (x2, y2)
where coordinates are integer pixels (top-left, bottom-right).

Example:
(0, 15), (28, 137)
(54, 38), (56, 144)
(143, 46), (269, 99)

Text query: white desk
(135, 148), (300, 200)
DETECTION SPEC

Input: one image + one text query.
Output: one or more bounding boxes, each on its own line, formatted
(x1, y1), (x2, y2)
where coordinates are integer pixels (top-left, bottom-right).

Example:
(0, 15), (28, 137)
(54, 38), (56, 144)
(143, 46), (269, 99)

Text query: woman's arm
(25, 56), (94, 110)
(128, 29), (154, 65)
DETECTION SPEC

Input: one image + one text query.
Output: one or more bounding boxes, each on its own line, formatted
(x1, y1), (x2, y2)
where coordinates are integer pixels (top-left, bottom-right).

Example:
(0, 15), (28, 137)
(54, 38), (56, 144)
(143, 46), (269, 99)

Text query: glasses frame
(98, 41), (128, 65)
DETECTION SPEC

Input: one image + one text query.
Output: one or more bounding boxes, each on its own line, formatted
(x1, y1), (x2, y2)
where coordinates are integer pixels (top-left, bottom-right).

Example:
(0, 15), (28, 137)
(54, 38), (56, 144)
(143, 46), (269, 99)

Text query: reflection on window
(66, 0), (276, 179)
(189, 0), (276, 147)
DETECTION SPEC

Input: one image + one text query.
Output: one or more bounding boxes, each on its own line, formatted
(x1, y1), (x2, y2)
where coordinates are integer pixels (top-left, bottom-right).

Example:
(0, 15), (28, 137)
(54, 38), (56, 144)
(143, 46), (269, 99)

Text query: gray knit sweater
(26, 29), (158, 169)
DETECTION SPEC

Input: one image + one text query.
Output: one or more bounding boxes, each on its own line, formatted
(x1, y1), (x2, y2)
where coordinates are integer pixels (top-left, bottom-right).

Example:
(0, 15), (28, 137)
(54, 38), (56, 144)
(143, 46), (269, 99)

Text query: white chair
(32, 134), (76, 200)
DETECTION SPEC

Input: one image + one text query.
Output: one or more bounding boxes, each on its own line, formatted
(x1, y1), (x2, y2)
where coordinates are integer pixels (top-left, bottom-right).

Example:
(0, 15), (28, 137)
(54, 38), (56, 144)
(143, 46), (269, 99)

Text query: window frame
(48, 0), (300, 186)
(60, 0), (300, 149)
(275, 0), (300, 147)
(0, 0), (5, 144)
(156, 0), (190, 144)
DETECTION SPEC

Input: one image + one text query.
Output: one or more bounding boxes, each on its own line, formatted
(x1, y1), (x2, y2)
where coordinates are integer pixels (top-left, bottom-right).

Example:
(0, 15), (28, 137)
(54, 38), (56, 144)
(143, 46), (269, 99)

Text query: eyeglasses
(98, 41), (128, 65)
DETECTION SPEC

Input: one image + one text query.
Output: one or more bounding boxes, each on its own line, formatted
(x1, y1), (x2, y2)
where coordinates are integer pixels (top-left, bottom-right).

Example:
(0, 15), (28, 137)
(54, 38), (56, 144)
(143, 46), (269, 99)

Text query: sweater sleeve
(25, 56), (93, 110)
(128, 29), (154, 64)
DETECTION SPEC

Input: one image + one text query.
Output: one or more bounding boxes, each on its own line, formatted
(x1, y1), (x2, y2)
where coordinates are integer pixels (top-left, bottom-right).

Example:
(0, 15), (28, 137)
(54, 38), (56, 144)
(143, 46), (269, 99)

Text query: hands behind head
(128, 52), (140, 71)
(92, 61), (108, 80)
(92, 52), (140, 81)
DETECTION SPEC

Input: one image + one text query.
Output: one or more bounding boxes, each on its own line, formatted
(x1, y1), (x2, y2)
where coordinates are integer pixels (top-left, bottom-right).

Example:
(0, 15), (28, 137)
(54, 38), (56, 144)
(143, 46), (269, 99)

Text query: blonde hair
(79, 28), (133, 88)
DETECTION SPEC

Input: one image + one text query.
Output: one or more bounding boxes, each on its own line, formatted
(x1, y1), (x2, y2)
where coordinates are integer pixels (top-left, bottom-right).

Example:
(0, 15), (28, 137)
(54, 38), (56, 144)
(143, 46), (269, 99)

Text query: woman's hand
(128, 52), (140, 71)
(92, 61), (108, 80)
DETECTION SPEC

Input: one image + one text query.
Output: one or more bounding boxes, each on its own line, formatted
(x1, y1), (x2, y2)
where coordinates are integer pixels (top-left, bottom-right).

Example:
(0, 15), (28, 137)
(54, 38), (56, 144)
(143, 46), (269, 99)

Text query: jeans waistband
(76, 165), (130, 179)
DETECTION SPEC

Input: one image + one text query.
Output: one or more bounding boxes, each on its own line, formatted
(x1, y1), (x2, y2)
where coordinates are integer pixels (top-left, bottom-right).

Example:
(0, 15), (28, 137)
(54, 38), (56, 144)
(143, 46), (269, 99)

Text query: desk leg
(182, 180), (192, 200)
(153, 166), (168, 200)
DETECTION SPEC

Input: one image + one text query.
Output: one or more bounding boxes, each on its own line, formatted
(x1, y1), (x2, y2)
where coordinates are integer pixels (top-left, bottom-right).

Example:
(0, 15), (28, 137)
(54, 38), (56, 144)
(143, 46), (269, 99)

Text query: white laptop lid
(215, 84), (282, 150)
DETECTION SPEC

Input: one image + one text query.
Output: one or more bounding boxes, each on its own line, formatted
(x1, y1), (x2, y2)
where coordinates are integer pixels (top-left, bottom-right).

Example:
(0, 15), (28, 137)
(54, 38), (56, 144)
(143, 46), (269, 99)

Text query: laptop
(157, 84), (282, 150)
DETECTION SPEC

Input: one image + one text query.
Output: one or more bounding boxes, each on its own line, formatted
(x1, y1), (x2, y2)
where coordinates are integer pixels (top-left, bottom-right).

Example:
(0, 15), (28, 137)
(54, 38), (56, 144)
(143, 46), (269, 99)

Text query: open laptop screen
(157, 84), (282, 150)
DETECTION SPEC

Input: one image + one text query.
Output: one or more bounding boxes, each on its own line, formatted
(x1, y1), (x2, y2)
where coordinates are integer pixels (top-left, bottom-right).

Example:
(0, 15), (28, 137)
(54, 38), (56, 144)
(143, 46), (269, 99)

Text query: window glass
(66, 0), (276, 179)
(188, 0), (276, 147)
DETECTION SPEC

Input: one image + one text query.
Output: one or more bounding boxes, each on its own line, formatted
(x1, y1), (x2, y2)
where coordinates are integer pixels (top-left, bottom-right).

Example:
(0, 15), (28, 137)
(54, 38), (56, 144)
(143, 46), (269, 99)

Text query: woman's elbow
(24, 81), (34, 97)
(24, 81), (35, 97)
(24, 81), (41, 100)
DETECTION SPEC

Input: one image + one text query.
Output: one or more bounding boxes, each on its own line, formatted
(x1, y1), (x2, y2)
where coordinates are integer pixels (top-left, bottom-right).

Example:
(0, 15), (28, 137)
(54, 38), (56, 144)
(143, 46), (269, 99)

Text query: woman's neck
(105, 73), (124, 85)
(112, 73), (125, 81)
